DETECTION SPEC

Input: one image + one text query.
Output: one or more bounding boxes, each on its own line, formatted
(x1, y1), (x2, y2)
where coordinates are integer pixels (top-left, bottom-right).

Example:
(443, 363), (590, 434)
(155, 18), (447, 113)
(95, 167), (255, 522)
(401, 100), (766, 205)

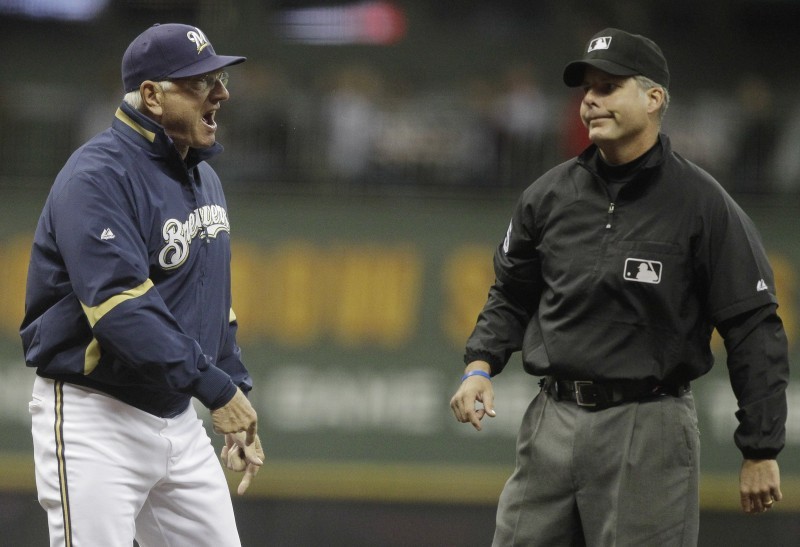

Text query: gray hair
(634, 75), (670, 120)
(122, 80), (175, 111)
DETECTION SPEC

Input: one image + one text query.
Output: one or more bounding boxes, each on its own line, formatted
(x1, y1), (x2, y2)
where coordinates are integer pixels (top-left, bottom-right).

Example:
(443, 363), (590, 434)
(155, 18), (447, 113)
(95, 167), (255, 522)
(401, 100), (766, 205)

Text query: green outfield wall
(0, 185), (797, 511)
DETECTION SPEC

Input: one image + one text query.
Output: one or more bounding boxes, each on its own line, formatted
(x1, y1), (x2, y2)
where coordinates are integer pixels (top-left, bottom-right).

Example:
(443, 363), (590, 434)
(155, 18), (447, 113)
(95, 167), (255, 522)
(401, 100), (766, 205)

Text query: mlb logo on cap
(588, 37), (612, 52)
(562, 28), (670, 88)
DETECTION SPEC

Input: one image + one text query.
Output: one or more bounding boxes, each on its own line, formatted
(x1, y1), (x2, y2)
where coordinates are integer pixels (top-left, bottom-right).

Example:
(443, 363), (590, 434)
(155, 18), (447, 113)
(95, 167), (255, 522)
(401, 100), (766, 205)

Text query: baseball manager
(21, 23), (263, 546)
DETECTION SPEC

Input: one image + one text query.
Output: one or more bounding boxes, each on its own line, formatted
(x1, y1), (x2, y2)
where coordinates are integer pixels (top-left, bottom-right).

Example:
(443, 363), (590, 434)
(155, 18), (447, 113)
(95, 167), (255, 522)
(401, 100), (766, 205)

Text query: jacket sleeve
(464, 196), (543, 374)
(51, 169), (237, 409)
(717, 303), (789, 459)
(216, 308), (253, 395)
(697, 191), (789, 458)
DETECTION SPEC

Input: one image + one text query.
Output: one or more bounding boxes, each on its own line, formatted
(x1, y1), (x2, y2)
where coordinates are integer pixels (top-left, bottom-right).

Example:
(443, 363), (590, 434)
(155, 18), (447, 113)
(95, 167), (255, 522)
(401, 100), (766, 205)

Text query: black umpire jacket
(465, 135), (789, 459)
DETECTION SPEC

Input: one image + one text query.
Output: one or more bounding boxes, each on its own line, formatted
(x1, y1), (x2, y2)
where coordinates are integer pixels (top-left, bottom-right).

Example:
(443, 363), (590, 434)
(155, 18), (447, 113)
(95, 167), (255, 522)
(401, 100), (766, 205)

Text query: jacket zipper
(592, 201), (616, 277)
(606, 202), (615, 229)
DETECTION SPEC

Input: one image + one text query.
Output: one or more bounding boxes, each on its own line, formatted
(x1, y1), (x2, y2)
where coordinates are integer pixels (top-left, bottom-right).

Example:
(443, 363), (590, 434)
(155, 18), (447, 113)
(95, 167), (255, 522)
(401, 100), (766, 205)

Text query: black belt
(539, 377), (690, 410)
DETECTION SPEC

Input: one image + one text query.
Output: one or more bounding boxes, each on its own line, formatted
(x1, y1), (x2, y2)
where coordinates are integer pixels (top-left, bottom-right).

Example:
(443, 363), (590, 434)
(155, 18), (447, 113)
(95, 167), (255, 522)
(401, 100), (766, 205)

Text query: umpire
(450, 28), (789, 546)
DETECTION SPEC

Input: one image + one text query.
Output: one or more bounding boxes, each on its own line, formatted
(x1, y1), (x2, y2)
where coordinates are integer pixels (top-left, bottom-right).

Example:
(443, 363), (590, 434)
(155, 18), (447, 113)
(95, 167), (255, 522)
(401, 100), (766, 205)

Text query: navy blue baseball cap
(563, 28), (669, 89)
(122, 23), (246, 92)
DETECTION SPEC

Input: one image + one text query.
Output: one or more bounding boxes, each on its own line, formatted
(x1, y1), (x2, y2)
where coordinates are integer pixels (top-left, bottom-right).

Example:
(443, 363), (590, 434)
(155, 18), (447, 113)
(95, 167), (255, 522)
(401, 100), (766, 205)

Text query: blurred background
(0, 0), (798, 545)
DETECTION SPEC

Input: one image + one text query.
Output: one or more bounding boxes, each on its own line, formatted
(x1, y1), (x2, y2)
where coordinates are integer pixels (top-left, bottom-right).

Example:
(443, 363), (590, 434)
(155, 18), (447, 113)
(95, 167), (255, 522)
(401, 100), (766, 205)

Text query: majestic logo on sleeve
(158, 204), (230, 269)
(623, 258), (662, 284)
(186, 28), (211, 54)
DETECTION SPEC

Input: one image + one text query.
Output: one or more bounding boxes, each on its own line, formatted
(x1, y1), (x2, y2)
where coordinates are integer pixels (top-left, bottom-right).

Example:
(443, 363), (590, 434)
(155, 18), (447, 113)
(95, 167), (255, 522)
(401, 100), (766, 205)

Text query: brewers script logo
(158, 205), (230, 269)
(186, 27), (211, 54)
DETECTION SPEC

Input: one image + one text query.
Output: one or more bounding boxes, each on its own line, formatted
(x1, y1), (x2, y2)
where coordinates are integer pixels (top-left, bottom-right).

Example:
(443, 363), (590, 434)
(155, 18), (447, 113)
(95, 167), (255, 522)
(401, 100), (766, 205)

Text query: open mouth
(202, 110), (217, 130)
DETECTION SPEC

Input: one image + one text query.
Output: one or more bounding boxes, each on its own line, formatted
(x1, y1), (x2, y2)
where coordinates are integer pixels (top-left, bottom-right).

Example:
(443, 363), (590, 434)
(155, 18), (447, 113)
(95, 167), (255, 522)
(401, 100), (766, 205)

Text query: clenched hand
(740, 459), (782, 514)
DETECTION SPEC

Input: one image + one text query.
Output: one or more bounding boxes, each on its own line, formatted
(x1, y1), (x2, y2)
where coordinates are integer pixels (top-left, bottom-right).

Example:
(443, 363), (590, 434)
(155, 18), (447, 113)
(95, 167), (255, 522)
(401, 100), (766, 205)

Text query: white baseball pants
(29, 376), (241, 547)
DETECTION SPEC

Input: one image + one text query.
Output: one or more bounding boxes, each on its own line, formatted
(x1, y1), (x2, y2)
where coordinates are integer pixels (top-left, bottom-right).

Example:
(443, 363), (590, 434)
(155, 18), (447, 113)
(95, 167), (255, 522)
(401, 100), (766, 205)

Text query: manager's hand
(450, 361), (496, 431)
(211, 387), (258, 444)
(740, 459), (782, 514)
(221, 432), (265, 495)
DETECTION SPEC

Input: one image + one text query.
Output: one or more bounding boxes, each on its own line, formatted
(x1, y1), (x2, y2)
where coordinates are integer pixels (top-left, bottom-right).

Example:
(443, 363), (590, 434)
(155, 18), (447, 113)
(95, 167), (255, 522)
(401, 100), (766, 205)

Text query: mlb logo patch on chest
(624, 258), (662, 284)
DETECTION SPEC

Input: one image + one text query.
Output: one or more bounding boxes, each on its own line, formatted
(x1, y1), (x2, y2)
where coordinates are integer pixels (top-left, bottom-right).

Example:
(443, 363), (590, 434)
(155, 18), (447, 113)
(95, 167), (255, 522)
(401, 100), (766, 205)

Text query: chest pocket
(613, 239), (686, 290)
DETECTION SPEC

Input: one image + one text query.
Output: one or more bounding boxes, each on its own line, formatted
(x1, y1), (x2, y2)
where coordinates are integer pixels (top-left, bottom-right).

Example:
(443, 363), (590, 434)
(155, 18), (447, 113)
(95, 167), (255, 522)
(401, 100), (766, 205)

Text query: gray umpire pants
(493, 389), (700, 547)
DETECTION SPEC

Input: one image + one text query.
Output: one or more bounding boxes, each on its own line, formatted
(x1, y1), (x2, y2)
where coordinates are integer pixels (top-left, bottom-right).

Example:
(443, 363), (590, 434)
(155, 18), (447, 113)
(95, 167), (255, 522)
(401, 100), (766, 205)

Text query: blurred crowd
(219, 61), (800, 195)
(3, 59), (799, 196)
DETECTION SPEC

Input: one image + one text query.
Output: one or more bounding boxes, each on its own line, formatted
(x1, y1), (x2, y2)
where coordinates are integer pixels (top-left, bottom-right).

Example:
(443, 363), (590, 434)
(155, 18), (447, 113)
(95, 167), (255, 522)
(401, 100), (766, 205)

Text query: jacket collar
(577, 133), (671, 173)
(112, 102), (223, 170)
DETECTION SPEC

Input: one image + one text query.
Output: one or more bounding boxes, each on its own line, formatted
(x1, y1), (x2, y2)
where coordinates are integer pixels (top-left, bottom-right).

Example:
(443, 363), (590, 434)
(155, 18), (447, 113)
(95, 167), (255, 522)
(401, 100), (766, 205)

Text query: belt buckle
(574, 381), (598, 407)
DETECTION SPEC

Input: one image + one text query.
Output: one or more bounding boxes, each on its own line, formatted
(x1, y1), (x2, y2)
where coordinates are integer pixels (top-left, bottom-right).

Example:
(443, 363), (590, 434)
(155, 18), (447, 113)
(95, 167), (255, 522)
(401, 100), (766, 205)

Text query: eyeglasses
(171, 71), (229, 93)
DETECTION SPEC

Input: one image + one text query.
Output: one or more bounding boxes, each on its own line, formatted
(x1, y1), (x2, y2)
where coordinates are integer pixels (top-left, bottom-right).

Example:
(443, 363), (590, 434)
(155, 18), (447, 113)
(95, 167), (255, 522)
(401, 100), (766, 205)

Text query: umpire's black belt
(540, 376), (690, 410)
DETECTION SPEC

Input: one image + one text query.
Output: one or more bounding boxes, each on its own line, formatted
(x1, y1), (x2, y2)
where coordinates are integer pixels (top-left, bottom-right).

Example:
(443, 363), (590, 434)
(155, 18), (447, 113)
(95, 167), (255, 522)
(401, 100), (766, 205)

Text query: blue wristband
(461, 370), (492, 382)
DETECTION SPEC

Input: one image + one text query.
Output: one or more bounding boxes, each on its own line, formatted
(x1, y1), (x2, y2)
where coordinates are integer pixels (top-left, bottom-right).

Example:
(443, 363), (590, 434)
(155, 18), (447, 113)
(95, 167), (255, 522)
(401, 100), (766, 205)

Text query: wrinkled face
(158, 71), (230, 157)
(579, 66), (654, 152)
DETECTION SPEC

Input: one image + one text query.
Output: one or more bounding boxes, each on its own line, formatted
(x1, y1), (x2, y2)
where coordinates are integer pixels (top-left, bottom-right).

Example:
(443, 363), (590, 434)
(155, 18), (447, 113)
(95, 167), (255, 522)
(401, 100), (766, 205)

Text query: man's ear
(140, 81), (164, 118)
(646, 86), (665, 115)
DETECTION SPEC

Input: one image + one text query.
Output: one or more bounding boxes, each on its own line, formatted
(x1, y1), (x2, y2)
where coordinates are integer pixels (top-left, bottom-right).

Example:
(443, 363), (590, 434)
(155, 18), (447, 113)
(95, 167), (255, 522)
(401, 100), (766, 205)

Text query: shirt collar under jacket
(578, 133), (669, 172)
(112, 101), (223, 171)
(577, 133), (669, 197)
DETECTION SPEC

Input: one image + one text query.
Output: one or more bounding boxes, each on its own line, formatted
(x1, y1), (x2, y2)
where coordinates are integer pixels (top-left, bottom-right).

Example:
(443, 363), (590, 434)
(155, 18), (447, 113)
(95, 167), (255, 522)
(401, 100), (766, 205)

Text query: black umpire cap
(563, 28), (669, 89)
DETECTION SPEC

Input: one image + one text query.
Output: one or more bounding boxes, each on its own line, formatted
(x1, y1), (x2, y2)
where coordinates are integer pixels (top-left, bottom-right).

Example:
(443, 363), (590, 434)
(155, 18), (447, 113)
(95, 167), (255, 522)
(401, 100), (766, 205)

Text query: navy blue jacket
(20, 102), (251, 418)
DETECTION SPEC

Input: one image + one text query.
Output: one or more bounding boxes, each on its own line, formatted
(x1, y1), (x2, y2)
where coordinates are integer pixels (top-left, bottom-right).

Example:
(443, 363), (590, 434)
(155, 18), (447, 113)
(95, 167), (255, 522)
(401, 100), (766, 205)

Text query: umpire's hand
(450, 361), (496, 431)
(739, 459), (782, 513)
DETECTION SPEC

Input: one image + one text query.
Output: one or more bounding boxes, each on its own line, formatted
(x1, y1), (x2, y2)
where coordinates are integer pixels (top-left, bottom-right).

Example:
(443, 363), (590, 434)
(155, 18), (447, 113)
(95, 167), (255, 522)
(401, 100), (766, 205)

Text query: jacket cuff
(194, 365), (237, 410)
(740, 448), (781, 460)
(464, 350), (504, 375)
